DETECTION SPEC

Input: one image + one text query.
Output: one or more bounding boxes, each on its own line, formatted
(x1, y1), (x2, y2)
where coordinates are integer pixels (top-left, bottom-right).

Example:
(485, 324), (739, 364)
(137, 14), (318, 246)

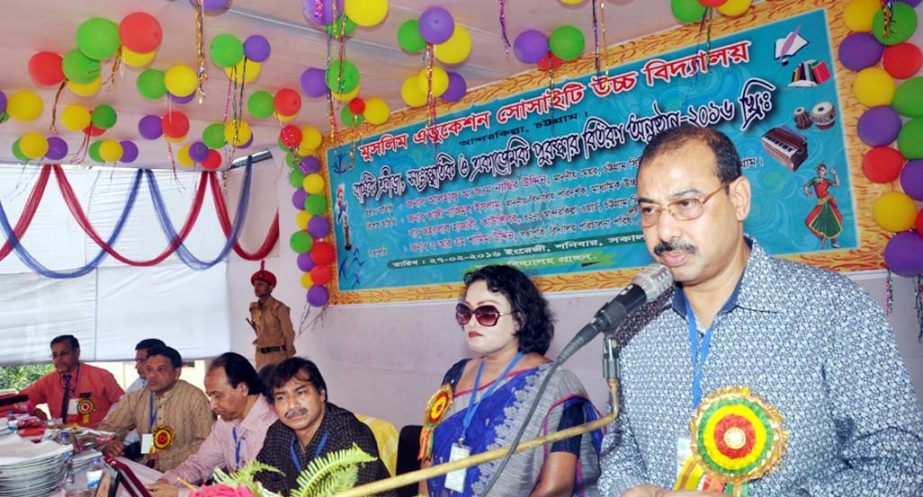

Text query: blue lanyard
(685, 299), (714, 409)
(289, 431), (329, 473)
(232, 427), (242, 468)
(148, 392), (157, 431)
(460, 351), (523, 444)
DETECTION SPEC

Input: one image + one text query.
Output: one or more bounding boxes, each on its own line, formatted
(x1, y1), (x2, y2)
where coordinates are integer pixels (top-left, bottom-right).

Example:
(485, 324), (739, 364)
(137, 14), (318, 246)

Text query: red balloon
(161, 111), (190, 138)
(310, 241), (335, 265)
(699, 0), (728, 7)
(916, 209), (923, 234)
(84, 124), (105, 137)
(28, 51), (65, 86)
(201, 149), (222, 170)
(537, 51), (563, 71)
(310, 264), (332, 285)
(862, 146), (906, 183)
(348, 98), (365, 115)
(274, 88), (302, 116)
(119, 12), (163, 53)
(883, 43), (923, 80)
(279, 125), (303, 148)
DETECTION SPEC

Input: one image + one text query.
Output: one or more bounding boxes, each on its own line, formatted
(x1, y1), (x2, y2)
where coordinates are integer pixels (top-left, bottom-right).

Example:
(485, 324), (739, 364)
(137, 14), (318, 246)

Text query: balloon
(297, 252), (315, 272)
(84, 124), (105, 137)
(884, 231), (923, 276)
(138, 115), (163, 140)
(290, 231), (314, 253)
(67, 77), (102, 97)
(224, 59), (261, 84)
(77, 17), (121, 60)
(872, 3), (917, 46)
(169, 91), (196, 104)
(161, 111), (190, 138)
(363, 97), (390, 124)
(28, 51), (65, 86)
(857, 106), (902, 146)
(300, 67), (328, 97)
(873, 191), (917, 232)
(892, 78), (923, 117)
(514, 30), (549, 65)
(325, 60), (360, 94)
(899, 118), (923, 159)
(19, 133), (49, 159)
(837, 32), (883, 71)
(120, 140), (139, 163)
(0, 91), (5, 115)
(310, 241), (335, 264)
(862, 147), (905, 183)
(434, 25), (472, 65)
(344, 0), (388, 27)
(853, 67), (895, 106)
(402, 76), (427, 107)
(285, 151), (299, 168)
(345, 98), (364, 116)
(310, 265), (332, 285)
(883, 43), (923, 80)
(88, 140), (104, 163)
(305, 194), (328, 215)
(560, 0), (586, 3)
(301, 127), (322, 150)
(896, 0), (922, 6)
(419, 7), (454, 44)
(308, 216), (331, 238)
(297, 141), (315, 157)
(61, 104), (92, 132)
(189, 0), (231, 12)
(327, 16), (357, 38)
(45, 136), (69, 161)
(303, 173), (325, 194)
(176, 144), (194, 167)
(301, 0), (343, 25)
(119, 12), (162, 53)
(210, 33), (245, 68)
(7, 91), (43, 122)
(11, 139), (29, 162)
(292, 189), (308, 210)
(700, 0), (728, 6)
(137, 69), (166, 100)
(435, 73), (465, 104)
(280, 125), (303, 148)
(900, 160), (923, 200)
(165, 65), (197, 97)
(549, 25), (585, 61)
(62, 49), (101, 84)
(340, 105), (365, 127)
(331, 86), (360, 102)
(538, 51), (564, 70)
(99, 140), (123, 162)
(90, 105), (117, 129)
(300, 156), (321, 174)
(672, 0), (706, 23)
(845, 0), (880, 32)
(716, 0), (751, 17)
(123, 48), (156, 68)
(243, 35), (271, 62)
(300, 272), (314, 289)
(306, 285), (329, 307)
(201, 149), (222, 170)
(289, 169), (305, 189)
(224, 120), (251, 146)
(274, 88), (302, 115)
(203, 123), (227, 149)
(188, 141), (209, 162)
(248, 90), (274, 119)
(398, 19), (426, 53)
(418, 66), (449, 97)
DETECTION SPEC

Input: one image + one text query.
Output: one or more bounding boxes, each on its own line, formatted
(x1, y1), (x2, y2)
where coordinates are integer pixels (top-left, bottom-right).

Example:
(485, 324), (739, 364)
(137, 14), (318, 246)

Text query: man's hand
(146, 481), (179, 497)
(31, 409), (48, 421)
(622, 486), (727, 497)
(102, 439), (125, 458)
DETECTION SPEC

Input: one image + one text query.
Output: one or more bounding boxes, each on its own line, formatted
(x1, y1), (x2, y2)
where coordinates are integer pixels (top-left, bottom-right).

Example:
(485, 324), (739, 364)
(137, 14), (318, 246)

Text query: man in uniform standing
(247, 261), (296, 368)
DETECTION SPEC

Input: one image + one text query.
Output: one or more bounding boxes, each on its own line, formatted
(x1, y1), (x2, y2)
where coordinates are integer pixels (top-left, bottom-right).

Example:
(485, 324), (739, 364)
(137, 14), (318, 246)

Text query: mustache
(284, 408), (309, 419)
(654, 239), (697, 256)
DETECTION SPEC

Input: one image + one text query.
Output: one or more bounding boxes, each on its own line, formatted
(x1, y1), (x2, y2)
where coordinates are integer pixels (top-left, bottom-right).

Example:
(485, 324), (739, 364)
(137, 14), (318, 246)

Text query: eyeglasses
(455, 303), (516, 327)
(635, 185), (726, 228)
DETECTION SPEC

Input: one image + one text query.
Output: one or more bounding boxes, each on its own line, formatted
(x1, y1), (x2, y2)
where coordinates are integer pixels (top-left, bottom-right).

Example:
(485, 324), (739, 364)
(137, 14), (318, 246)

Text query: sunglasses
(455, 303), (516, 327)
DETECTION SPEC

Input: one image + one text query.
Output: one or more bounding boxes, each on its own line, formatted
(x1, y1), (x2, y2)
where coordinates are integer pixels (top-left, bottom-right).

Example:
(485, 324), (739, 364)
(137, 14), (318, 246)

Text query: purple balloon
(188, 0), (231, 12)
(292, 189), (308, 209)
(857, 106), (902, 146)
(297, 252), (316, 272)
(120, 140), (139, 163)
(189, 141), (209, 162)
(884, 231), (923, 276)
(138, 115), (163, 140)
(45, 136), (69, 161)
(240, 134), (253, 149)
(300, 156), (320, 174)
(441, 71), (467, 102)
(301, 0), (343, 26)
(244, 35), (271, 62)
(168, 91), (196, 104)
(896, 0), (921, 6)
(838, 32), (884, 71)
(514, 30), (549, 64)
(900, 160), (923, 200)
(419, 6), (455, 44)
(306, 285), (329, 306)
(0, 90), (6, 114)
(308, 216), (331, 237)
(300, 67), (328, 98)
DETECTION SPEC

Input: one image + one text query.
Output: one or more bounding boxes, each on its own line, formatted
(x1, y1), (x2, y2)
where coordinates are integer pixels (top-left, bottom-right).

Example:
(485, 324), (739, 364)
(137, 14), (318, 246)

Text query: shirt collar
(238, 396), (277, 432)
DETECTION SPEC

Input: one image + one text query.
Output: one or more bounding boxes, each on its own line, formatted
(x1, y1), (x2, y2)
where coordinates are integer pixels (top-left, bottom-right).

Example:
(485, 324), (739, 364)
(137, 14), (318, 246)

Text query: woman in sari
(420, 265), (603, 497)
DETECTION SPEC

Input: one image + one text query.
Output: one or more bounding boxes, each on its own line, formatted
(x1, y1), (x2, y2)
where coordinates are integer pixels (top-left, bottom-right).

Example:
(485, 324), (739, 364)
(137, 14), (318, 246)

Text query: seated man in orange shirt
(20, 335), (124, 428)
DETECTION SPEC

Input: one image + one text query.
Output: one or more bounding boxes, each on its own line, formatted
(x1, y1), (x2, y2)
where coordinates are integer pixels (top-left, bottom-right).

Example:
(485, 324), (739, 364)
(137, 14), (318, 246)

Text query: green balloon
(210, 33), (245, 68)
(873, 3), (917, 46)
(340, 105), (364, 128)
(893, 78), (923, 118)
(11, 139), (29, 162)
(137, 69), (167, 100)
(549, 25), (585, 61)
(671, 0), (707, 24)
(0, 112), (8, 124)
(92, 105), (117, 129)
(898, 118), (923, 159)
(88, 140), (104, 163)
(247, 90), (274, 119)
(397, 19), (426, 53)
(325, 60), (359, 94)
(286, 151), (298, 168)
(290, 231), (314, 254)
(77, 17), (121, 60)
(305, 194), (328, 216)
(289, 169), (305, 189)
(62, 49), (101, 84)
(202, 123), (227, 149)
(327, 16), (357, 38)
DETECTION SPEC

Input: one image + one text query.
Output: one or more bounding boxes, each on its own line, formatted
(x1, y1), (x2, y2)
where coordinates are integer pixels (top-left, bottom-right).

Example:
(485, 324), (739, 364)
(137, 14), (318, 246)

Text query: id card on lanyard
(677, 298), (714, 481)
(141, 392), (157, 455)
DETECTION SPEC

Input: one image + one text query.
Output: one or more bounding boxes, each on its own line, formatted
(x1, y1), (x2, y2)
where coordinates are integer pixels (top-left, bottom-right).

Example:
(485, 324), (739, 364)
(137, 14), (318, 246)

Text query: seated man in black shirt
(255, 357), (394, 496)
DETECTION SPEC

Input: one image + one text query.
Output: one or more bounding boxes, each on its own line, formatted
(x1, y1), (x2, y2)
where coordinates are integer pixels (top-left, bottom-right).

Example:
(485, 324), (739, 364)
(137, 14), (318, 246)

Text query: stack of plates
(0, 439), (70, 497)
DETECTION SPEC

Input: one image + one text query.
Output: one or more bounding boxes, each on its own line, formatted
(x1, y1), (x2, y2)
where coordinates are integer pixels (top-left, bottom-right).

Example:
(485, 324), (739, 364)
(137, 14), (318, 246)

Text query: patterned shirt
(21, 362), (124, 428)
(598, 239), (923, 497)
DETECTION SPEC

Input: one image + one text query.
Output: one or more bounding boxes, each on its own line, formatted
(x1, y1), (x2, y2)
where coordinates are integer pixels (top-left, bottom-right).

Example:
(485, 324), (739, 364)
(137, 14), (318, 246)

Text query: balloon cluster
(86, 139), (140, 164)
(211, 33), (270, 83)
(671, 0), (752, 23)
(288, 145), (334, 307)
(839, 0), (923, 276)
(248, 88), (301, 122)
(301, 0), (388, 29)
(396, 7), (471, 108)
(11, 134), (71, 162)
(513, 25), (586, 69)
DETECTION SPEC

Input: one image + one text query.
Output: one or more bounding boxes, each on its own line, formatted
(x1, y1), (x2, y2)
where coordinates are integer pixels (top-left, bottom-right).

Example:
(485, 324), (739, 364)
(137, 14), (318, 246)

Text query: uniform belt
(258, 346), (284, 354)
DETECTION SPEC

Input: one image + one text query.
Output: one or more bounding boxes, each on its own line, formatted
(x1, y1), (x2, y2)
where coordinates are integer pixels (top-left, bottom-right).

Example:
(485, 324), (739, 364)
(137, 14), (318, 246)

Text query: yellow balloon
(418, 66), (449, 98)
(224, 120), (252, 146)
(854, 67), (895, 107)
(123, 48), (157, 68)
(296, 210), (312, 230)
(434, 25), (472, 65)
(844, 0), (879, 33)
(165, 134), (187, 143)
(99, 140), (124, 163)
(177, 144), (194, 167)
(873, 192), (917, 232)
(345, 0), (388, 27)
(19, 133), (49, 159)
(302, 127), (323, 150)
(297, 142), (316, 157)
(67, 77), (102, 97)
(331, 86), (360, 102)
(363, 97), (390, 125)
(559, 0), (585, 3)
(303, 173), (325, 194)
(402, 76), (427, 107)
(61, 104), (92, 132)
(7, 91), (44, 122)
(165, 65), (197, 97)
(224, 59), (261, 84)
(300, 271), (314, 289)
(717, 0), (751, 17)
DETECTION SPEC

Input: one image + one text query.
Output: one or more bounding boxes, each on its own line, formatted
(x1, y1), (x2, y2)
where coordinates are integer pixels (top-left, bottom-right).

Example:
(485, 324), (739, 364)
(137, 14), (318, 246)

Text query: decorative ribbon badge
(676, 386), (787, 497)
(76, 398), (95, 425)
(418, 384), (454, 461)
(153, 425), (175, 451)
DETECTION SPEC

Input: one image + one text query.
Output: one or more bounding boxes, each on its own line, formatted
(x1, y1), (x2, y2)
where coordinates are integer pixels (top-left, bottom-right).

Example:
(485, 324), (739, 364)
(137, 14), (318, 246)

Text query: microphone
(557, 263), (673, 363)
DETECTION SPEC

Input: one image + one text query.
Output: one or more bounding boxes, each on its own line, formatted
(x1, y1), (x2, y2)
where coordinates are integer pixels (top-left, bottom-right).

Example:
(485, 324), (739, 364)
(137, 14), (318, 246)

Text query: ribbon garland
(195, 0), (208, 103)
(498, 0), (511, 54)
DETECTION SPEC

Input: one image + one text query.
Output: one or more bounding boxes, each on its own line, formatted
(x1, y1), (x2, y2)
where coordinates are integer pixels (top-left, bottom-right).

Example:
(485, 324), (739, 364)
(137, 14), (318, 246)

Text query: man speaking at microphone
(597, 125), (923, 497)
